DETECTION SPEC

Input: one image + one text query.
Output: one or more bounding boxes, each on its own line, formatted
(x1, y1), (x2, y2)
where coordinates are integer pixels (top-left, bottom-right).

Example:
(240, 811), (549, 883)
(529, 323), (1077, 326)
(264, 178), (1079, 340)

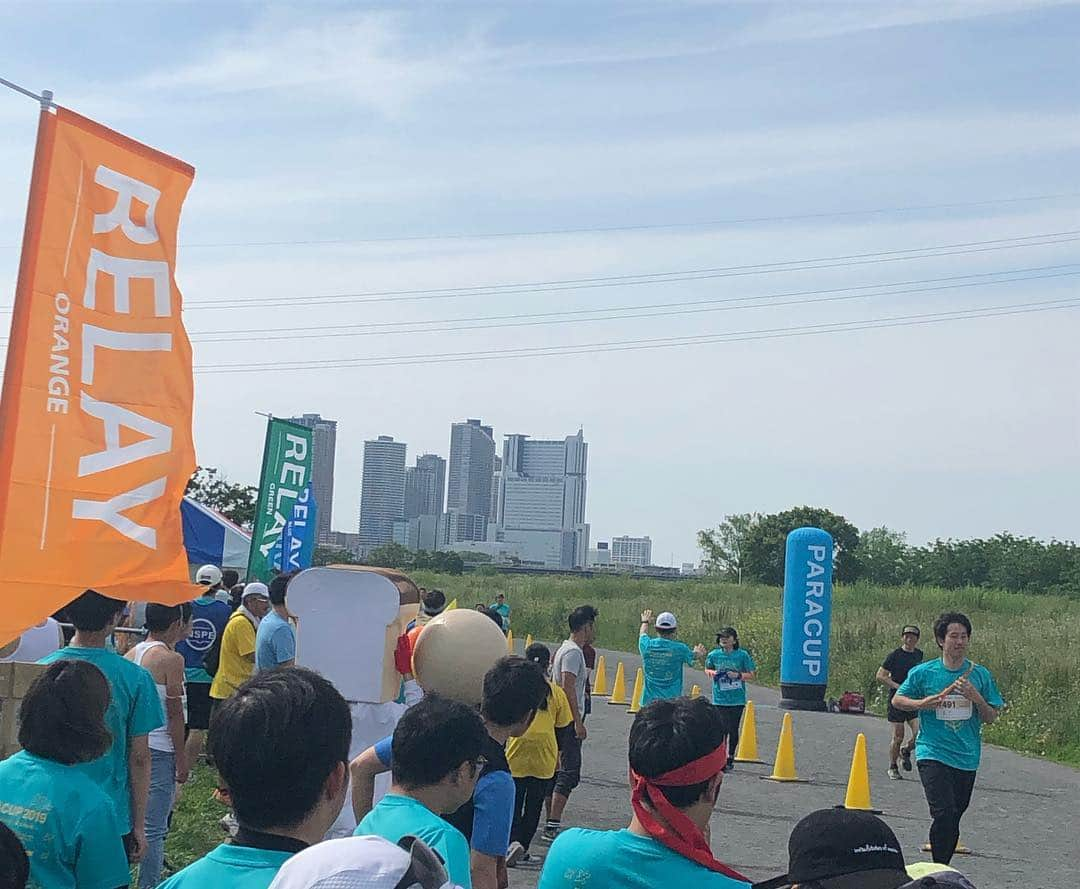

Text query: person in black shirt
(877, 625), (924, 779)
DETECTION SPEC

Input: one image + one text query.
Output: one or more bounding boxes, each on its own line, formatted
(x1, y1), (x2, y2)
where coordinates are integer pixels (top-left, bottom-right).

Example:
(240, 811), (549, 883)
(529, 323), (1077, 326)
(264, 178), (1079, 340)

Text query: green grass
(161, 763), (228, 875)
(416, 572), (1080, 766)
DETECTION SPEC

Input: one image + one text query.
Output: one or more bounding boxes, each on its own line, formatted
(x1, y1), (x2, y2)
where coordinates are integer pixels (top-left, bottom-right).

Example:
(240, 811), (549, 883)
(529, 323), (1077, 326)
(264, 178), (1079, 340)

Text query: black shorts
(186, 682), (212, 731)
(887, 702), (918, 724)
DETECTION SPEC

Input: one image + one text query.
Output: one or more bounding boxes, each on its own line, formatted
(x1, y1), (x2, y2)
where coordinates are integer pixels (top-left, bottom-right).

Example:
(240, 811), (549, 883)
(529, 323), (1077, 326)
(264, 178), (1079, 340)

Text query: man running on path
(638, 609), (706, 706)
(892, 612), (1004, 865)
(877, 625), (924, 780)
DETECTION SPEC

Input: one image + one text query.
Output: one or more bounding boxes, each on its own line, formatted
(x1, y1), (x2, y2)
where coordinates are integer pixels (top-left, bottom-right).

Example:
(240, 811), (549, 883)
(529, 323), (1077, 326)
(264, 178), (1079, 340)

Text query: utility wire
(3, 189), (1076, 250)
(191, 296), (1080, 374)
(177, 265), (1080, 344)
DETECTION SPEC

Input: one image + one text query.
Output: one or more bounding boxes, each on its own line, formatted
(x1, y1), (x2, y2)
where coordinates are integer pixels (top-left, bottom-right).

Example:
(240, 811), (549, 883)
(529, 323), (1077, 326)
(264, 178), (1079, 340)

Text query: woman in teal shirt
(704, 628), (756, 770)
(0, 660), (130, 889)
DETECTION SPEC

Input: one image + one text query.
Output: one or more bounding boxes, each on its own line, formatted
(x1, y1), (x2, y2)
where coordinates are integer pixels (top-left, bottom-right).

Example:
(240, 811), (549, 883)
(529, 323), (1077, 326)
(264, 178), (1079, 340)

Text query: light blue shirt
(704, 649), (756, 706)
(356, 793), (472, 889)
(539, 828), (748, 889)
(639, 636), (694, 704)
(0, 751), (130, 889)
(897, 658), (1004, 771)
(38, 645), (164, 832)
(255, 610), (296, 672)
(158, 844), (295, 889)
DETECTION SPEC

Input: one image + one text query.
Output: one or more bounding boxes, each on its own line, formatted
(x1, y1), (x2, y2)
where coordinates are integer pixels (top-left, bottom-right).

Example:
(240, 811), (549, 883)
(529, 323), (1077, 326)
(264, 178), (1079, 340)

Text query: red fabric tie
(630, 742), (747, 881)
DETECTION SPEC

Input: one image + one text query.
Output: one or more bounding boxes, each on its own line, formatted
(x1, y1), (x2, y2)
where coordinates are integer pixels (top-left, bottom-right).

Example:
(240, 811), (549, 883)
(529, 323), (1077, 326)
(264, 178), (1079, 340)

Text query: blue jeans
(139, 748), (175, 889)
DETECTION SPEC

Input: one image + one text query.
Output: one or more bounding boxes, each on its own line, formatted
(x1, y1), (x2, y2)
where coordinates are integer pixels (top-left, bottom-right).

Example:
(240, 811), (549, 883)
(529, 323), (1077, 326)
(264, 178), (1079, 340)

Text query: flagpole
(0, 89), (56, 551)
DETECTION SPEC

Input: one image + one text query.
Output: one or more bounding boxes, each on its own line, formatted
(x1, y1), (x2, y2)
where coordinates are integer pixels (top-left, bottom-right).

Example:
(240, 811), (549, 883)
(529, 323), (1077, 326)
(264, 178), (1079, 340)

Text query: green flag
(247, 417), (314, 582)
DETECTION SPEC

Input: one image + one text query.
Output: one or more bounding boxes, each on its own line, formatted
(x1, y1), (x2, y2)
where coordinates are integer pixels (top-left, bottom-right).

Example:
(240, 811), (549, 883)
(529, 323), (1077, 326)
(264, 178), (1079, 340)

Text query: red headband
(630, 742), (747, 881)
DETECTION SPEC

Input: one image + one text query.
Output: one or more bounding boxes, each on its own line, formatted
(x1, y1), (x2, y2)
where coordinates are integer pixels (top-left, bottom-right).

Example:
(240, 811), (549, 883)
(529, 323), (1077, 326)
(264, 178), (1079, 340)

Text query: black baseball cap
(754, 809), (908, 889)
(902, 626), (920, 636)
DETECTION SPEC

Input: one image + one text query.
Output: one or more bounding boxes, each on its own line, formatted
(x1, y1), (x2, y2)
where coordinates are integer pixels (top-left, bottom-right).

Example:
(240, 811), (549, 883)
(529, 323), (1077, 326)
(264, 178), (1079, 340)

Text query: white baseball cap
(196, 565), (223, 586)
(241, 581), (270, 600)
(655, 611), (678, 630)
(268, 835), (457, 889)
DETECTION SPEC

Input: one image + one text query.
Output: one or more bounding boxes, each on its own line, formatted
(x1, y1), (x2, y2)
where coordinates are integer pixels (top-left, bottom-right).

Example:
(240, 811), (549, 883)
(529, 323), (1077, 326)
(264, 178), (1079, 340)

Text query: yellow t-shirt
(506, 681), (573, 779)
(209, 611), (257, 700)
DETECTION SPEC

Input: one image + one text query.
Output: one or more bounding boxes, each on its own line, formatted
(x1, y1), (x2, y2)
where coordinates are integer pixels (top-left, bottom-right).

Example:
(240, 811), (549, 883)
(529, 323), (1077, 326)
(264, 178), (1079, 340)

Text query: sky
(1, 1), (1079, 565)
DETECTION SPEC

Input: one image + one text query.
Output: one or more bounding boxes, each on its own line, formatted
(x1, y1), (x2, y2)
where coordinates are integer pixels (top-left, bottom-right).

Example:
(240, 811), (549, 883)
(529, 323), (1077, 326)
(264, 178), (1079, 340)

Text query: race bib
(716, 674), (743, 691)
(936, 694), (972, 721)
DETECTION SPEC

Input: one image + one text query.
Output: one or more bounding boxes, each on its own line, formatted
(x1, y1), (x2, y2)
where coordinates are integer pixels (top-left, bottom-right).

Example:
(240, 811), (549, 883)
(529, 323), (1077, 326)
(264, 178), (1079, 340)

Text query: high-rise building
(447, 419), (495, 518)
(358, 435), (406, 550)
(497, 429), (589, 569)
(287, 413), (337, 544)
(489, 454), (503, 522)
(404, 454), (446, 520)
(612, 535), (653, 568)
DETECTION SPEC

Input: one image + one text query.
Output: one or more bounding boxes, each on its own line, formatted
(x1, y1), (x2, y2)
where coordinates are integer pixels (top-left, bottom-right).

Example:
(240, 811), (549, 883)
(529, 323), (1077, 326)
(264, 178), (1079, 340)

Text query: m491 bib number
(937, 694), (972, 721)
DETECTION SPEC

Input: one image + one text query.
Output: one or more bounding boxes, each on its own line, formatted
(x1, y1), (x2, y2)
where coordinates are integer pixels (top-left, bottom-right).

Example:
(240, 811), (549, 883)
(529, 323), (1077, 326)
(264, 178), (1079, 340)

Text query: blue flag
(269, 483), (318, 573)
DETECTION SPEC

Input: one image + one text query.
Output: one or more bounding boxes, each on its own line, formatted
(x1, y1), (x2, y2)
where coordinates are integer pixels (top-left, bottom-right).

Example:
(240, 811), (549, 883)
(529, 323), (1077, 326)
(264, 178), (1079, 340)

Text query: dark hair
(268, 573), (294, 606)
(477, 606), (505, 630)
(422, 589), (446, 614)
(568, 605), (598, 633)
(391, 694), (486, 788)
(525, 642), (551, 671)
(933, 612), (973, 647)
(482, 656), (549, 727)
(229, 584), (245, 611)
(62, 589), (126, 632)
(0, 822), (28, 889)
(19, 660), (112, 764)
(145, 603), (185, 633)
(629, 697), (725, 809)
(209, 667), (351, 830)
(715, 627), (740, 650)
(222, 569), (240, 589)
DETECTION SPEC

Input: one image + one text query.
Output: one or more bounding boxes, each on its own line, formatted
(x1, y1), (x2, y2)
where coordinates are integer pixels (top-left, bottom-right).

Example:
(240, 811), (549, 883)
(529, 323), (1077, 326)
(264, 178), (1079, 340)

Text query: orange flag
(0, 106), (197, 644)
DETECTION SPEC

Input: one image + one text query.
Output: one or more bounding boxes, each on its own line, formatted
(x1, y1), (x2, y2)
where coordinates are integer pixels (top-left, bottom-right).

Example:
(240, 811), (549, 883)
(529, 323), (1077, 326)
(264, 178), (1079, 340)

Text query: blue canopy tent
(181, 496), (251, 570)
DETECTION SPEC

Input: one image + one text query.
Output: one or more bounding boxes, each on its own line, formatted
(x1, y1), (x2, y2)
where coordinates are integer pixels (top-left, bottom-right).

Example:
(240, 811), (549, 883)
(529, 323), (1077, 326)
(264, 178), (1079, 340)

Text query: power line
(178, 265), (1080, 344)
(191, 296), (1080, 374)
(3, 189), (1076, 250)
(1, 229), (1077, 316)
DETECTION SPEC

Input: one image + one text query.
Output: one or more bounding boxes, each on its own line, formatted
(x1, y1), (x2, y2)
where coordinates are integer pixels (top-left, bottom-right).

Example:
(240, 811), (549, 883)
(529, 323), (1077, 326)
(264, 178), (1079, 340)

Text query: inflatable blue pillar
(779, 527), (833, 711)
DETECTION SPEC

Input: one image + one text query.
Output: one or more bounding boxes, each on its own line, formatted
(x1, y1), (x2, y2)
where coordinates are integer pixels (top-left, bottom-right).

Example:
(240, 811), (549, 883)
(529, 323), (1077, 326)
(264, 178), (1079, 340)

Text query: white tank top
(0, 618), (61, 663)
(132, 641), (187, 753)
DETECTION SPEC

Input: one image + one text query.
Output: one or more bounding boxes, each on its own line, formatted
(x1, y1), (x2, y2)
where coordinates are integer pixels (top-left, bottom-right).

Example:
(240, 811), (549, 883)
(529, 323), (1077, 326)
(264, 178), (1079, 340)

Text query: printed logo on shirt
(186, 617), (217, 652)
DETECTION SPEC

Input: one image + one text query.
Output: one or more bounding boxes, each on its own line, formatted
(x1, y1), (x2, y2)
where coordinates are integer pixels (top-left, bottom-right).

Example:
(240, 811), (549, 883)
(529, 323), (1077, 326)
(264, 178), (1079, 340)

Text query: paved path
(507, 644), (1079, 889)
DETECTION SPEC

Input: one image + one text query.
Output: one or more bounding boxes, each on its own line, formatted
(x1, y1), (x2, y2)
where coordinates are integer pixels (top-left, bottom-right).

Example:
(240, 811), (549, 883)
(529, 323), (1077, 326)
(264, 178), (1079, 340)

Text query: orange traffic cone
(734, 701), (767, 764)
(607, 662), (628, 705)
(627, 667), (645, 714)
(842, 734), (880, 812)
(593, 656), (609, 696)
(761, 712), (808, 782)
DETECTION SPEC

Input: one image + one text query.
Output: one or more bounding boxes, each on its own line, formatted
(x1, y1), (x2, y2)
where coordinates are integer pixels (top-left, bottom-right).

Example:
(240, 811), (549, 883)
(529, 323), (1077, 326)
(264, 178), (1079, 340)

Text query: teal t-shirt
(704, 648), (756, 706)
(490, 602), (510, 629)
(538, 828), (748, 889)
(0, 752), (130, 889)
(638, 636), (694, 704)
(37, 646), (164, 832)
(896, 658), (1004, 771)
(355, 793), (472, 889)
(158, 843), (295, 889)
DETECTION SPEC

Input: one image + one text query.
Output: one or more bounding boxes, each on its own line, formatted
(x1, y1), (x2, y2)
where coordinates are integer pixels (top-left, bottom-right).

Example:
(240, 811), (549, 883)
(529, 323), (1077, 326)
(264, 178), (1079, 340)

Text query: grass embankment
(415, 571), (1080, 766)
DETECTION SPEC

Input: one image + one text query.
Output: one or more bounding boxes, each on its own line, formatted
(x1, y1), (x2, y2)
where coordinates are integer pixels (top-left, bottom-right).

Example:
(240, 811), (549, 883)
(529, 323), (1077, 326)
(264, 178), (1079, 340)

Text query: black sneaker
(901, 746), (913, 772)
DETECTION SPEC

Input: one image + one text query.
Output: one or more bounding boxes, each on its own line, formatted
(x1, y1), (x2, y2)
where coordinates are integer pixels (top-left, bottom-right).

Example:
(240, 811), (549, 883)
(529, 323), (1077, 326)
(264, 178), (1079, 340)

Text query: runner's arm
(639, 609), (652, 637)
(164, 654), (188, 781)
(561, 669), (585, 739)
(876, 667), (899, 690)
(349, 738), (392, 821)
(128, 734), (151, 861)
(471, 851), (499, 889)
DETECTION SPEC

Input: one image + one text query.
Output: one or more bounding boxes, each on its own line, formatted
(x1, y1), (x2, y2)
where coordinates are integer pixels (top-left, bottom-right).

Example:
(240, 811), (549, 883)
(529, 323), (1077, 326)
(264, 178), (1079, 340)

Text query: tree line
(698, 506), (1079, 596)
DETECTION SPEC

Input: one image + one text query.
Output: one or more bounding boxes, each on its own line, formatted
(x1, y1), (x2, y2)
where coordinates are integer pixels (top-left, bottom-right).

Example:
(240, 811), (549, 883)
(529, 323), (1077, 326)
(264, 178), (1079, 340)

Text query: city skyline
(287, 413), (337, 545)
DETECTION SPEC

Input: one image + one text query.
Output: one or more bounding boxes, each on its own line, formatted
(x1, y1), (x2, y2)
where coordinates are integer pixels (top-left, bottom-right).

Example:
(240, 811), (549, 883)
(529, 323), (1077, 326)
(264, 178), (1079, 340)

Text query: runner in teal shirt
(356, 794), (473, 888)
(158, 845), (295, 889)
(638, 610), (705, 705)
(704, 646), (756, 706)
(0, 660), (130, 889)
(39, 641), (163, 833)
(490, 594), (511, 631)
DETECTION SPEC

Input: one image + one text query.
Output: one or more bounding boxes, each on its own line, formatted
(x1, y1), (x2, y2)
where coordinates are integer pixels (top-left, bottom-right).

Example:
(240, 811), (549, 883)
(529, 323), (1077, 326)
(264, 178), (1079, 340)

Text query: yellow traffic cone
(842, 733), (880, 812)
(525, 634), (534, 650)
(507, 629), (514, 652)
(627, 667), (645, 714)
(734, 701), (767, 764)
(446, 599), (457, 611)
(761, 712), (808, 782)
(690, 684), (702, 699)
(607, 662), (628, 705)
(593, 655), (609, 696)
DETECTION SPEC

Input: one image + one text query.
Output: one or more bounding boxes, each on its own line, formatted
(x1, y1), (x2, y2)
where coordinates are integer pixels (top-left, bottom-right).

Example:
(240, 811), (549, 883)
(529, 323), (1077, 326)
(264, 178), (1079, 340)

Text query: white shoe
(506, 841), (526, 867)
